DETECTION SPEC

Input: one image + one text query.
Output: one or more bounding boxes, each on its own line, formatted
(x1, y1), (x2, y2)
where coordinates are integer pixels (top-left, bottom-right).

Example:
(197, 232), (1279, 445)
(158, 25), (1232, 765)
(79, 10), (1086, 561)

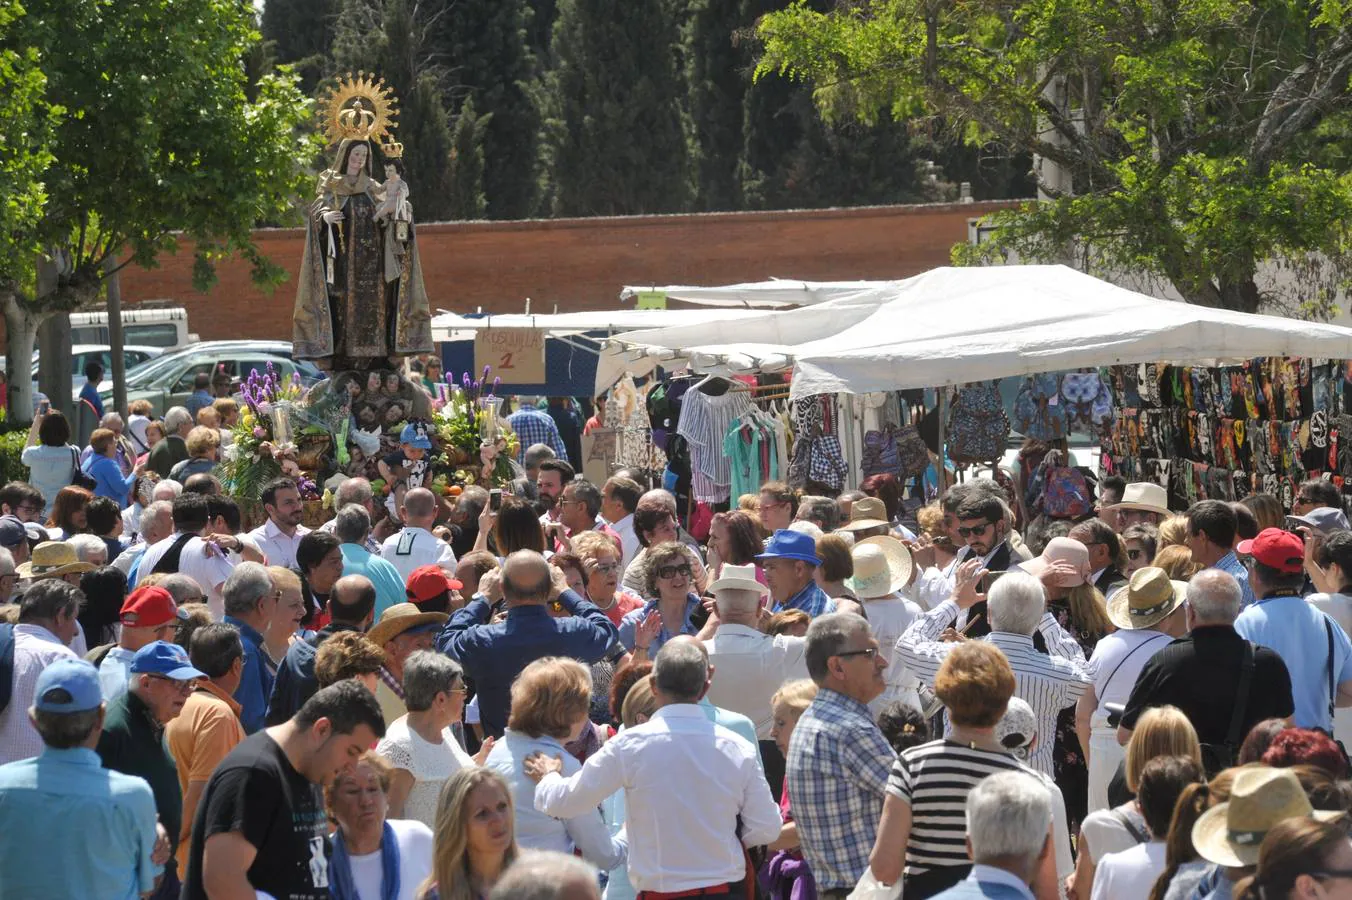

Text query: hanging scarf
(329, 821), (401, 900)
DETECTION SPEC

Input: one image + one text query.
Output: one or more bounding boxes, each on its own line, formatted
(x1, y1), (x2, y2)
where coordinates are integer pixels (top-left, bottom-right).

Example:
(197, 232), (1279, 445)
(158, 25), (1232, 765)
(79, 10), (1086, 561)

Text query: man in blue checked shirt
(508, 401), (570, 464)
(759, 530), (837, 618)
(436, 550), (617, 738)
(787, 613), (894, 898)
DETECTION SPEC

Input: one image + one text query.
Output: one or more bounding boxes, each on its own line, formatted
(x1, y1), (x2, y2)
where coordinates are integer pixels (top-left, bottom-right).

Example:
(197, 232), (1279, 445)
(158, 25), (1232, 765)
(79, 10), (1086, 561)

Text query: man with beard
(536, 459), (575, 526)
(248, 478), (311, 570)
(945, 493), (1022, 638)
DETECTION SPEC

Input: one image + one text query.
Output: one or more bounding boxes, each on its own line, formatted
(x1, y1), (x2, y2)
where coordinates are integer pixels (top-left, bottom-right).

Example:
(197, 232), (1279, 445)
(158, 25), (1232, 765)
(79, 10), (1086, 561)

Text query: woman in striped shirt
(869, 641), (1056, 899)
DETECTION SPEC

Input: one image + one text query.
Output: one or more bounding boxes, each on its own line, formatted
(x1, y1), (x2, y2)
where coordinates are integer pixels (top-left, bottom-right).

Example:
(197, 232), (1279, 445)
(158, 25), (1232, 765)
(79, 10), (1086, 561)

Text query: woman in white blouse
(376, 651), (492, 829)
(326, 751), (434, 900)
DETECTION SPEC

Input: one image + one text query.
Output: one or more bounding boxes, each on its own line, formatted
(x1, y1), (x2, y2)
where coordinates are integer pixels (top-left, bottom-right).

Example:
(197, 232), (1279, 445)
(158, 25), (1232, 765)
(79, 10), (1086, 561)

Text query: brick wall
(114, 200), (1020, 342)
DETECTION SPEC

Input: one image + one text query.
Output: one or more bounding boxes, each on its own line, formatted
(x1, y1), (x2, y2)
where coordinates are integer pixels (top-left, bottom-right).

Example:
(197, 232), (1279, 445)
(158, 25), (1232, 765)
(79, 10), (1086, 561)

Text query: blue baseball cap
(34, 658), (104, 713)
(0, 515), (26, 549)
(129, 640), (206, 681)
(756, 529), (822, 566)
(399, 422), (432, 450)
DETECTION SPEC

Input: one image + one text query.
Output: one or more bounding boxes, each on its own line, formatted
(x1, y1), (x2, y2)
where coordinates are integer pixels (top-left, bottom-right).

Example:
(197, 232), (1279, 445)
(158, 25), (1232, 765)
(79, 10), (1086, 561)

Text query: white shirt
(379, 526), (456, 586)
(608, 514), (640, 570)
(137, 532), (236, 620)
(1091, 841), (1166, 900)
(98, 646), (135, 700)
(112, 543), (146, 577)
(247, 518), (312, 570)
(345, 818), (433, 900)
(375, 716), (476, 830)
(1085, 628), (1176, 721)
(0, 624), (77, 764)
(1309, 592), (1352, 747)
(703, 625), (808, 739)
(864, 594), (922, 714)
(534, 703), (782, 893)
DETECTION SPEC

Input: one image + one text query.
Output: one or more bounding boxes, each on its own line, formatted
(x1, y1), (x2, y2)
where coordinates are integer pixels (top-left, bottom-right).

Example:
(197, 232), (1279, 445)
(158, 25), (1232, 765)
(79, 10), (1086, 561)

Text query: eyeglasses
(836, 647), (880, 661)
(590, 562), (622, 573)
(447, 686), (468, 695)
(16, 504), (39, 515)
(656, 564), (693, 579)
(148, 674), (196, 693)
(1126, 549), (1145, 560)
(957, 522), (994, 537)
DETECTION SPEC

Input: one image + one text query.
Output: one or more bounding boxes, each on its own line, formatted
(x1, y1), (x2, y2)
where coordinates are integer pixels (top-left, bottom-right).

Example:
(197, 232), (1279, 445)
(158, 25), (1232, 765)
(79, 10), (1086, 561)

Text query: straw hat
(1107, 566), (1187, 630)
(16, 542), (96, 580)
(366, 602), (449, 647)
(1019, 537), (1092, 587)
(1108, 482), (1171, 518)
(709, 563), (768, 596)
(844, 536), (913, 599)
(839, 497), (892, 533)
(1192, 767), (1341, 868)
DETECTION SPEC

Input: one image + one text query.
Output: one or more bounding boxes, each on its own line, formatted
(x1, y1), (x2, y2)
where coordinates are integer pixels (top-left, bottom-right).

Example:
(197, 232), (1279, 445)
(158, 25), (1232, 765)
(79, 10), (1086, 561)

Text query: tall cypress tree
(539, 0), (690, 216)
(261, 0), (338, 92)
(683, 0), (748, 211)
(448, 97), (490, 219)
(331, 0), (462, 222)
(430, 0), (541, 219)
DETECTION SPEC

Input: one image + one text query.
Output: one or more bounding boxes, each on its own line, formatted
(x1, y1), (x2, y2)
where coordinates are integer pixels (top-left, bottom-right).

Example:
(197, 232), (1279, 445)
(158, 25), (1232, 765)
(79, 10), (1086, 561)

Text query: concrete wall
(113, 201), (1020, 342)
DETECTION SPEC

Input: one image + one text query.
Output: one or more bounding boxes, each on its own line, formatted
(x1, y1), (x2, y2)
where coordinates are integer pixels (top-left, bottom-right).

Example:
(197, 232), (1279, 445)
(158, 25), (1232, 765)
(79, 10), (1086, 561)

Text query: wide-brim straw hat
(16, 541), (96, 580)
(1107, 482), (1171, 518)
(1192, 766), (1341, 868)
(1107, 566), (1187, 630)
(844, 536), (913, 599)
(839, 497), (892, 532)
(709, 563), (768, 596)
(1018, 537), (1092, 588)
(367, 602), (449, 646)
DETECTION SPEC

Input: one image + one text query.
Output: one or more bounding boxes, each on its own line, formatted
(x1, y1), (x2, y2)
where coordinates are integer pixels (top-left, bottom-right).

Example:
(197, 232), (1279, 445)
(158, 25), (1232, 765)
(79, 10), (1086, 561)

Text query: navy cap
(129, 640), (206, 680)
(34, 658), (103, 713)
(399, 421), (432, 450)
(0, 515), (26, 549)
(756, 529), (822, 566)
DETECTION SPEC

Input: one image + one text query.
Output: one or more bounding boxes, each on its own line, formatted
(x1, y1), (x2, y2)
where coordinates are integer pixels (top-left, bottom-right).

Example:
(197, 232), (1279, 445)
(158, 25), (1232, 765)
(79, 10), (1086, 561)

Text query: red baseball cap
(119, 586), (185, 629)
(1235, 528), (1305, 574)
(406, 565), (462, 604)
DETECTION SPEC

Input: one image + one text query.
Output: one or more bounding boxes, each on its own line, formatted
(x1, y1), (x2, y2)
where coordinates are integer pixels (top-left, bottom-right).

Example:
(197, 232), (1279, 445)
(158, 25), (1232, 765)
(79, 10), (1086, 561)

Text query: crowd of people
(4, 399), (1352, 900)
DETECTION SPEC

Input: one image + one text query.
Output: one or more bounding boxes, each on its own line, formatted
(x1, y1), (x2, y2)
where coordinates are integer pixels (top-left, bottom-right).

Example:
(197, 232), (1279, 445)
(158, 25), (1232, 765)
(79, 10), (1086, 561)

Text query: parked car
(69, 306), (197, 350)
(98, 341), (324, 417)
(45, 345), (166, 401)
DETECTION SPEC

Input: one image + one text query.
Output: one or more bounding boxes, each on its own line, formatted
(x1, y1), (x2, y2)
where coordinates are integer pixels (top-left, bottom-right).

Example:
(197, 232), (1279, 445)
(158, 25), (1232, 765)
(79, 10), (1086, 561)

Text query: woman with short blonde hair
(169, 425), (220, 481)
(484, 657), (625, 868)
(1157, 515), (1191, 549)
(1125, 705), (1202, 792)
(1152, 544), (1202, 581)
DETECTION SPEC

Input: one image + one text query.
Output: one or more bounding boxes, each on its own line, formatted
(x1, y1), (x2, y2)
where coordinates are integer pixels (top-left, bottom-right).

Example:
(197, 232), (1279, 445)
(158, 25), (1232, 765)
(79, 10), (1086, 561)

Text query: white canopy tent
(431, 308), (766, 343)
(618, 278), (902, 309)
(598, 265), (1352, 398)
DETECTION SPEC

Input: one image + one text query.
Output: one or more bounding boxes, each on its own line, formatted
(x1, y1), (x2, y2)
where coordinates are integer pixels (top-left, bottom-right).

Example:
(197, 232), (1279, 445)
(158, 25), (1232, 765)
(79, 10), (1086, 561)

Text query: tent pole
(937, 388), (948, 496)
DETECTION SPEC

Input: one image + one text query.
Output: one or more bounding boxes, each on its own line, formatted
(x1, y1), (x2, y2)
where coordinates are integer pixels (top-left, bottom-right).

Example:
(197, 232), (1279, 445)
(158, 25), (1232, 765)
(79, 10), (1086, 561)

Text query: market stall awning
(431, 308), (765, 343)
(599, 265), (1352, 397)
(618, 279), (902, 309)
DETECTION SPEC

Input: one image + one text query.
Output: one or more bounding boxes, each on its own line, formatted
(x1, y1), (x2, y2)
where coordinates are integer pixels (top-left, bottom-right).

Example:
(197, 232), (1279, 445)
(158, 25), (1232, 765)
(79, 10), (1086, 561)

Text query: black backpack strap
(151, 532), (197, 575)
(1226, 641), (1257, 751)
(1110, 807), (1150, 844)
(1327, 616), (1339, 725)
(0, 623), (14, 714)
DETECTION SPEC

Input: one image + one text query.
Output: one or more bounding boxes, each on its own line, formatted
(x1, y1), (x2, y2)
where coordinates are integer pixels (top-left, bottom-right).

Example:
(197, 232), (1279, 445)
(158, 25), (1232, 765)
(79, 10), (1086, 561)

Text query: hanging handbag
(947, 381), (1009, 464)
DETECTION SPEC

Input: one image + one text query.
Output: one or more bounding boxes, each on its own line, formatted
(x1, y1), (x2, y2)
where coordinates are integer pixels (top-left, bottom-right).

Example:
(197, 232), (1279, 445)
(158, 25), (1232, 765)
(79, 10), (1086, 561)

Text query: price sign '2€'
(474, 327), (546, 384)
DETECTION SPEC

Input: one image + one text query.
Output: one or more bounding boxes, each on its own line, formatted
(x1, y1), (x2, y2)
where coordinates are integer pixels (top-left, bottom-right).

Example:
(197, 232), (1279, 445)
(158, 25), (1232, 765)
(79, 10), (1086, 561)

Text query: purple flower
(462, 373), (471, 389)
(482, 365), (491, 382)
(253, 426), (266, 439)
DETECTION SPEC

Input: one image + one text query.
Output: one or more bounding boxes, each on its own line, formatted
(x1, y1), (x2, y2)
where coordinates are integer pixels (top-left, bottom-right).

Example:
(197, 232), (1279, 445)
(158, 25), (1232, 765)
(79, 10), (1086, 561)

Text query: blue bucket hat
(34, 658), (103, 713)
(399, 421), (432, 450)
(756, 529), (821, 566)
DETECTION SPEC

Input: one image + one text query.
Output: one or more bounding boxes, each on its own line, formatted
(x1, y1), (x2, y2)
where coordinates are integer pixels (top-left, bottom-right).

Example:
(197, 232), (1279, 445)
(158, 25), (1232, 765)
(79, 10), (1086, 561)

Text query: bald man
(380, 487), (456, 585)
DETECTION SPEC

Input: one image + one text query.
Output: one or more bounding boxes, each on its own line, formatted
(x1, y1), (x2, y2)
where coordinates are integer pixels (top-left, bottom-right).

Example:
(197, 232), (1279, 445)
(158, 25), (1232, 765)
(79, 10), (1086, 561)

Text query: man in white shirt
(379, 488), (456, 585)
(0, 580), (81, 764)
(1076, 566), (1188, 815)
(136, 493), (236, 620)
(113, 501), (174, 577)
(526, 637), (781, 896)
(318, 476), (385, 553)
(601, 476), (643, 570)
(246, 477), (310, 569)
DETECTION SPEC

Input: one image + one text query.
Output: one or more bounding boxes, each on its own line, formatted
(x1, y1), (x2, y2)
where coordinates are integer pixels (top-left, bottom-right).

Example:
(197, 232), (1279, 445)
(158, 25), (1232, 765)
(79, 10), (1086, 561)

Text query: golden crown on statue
(319, 72), (399, 145)
(380, 140), (404, 159)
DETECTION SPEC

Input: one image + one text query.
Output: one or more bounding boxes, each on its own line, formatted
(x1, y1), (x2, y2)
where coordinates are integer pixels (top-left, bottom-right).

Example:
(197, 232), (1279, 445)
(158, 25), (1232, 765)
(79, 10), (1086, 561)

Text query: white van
(68, 305), (198, 350)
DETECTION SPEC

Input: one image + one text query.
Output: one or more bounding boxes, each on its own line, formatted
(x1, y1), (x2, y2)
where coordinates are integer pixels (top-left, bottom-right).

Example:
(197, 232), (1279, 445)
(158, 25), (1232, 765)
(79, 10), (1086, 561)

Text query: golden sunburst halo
(319, 72), (400, 146)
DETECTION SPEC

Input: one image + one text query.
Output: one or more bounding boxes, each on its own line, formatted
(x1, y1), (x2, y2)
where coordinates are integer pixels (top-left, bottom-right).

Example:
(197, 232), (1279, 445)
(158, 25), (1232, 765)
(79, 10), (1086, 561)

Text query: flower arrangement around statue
(219, 364), (322, 505)
(429, 367), (519, 489)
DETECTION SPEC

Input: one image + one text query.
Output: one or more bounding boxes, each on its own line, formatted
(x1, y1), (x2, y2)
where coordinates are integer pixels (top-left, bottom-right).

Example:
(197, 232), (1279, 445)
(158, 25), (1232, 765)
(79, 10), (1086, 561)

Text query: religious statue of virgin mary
(292, 74), (433, 370)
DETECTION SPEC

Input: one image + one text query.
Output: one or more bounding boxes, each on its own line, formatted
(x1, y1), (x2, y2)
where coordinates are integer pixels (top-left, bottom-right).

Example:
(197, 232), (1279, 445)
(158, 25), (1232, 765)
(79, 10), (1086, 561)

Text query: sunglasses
(957, 522), (994, 538)
(1126, 549), (1145, 560)
(657, 564), (693, 579)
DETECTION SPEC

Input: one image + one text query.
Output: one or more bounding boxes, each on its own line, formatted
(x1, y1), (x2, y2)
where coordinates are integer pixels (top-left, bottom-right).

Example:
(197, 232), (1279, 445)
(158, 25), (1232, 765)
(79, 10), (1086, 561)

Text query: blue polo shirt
(1235, 593), (1352, 732)
(0, 746), (160, 898)
(340, 543), (408, 618)
(1213, 551), (1257, 608)
(226, 615), (273, 734)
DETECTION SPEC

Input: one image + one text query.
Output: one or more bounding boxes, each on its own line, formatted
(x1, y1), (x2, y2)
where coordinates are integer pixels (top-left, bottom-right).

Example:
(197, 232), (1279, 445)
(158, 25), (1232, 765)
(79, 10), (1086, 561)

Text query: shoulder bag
(70, 447), (98, 491)
(1199, 640), (1254, 777)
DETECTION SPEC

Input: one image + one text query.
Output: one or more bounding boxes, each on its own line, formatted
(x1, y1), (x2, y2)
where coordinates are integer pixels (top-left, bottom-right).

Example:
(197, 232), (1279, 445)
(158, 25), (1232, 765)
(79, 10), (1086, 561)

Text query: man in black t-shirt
(181, 679), (386, 900)
(1118, 569), (1293, 750)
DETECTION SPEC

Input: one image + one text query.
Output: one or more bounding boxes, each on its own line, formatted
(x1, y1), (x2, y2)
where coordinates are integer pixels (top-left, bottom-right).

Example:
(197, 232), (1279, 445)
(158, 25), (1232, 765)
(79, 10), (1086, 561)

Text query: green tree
(758, 0), (1352, 314)
(448, 97), (490, 219)
(0, 0), (57, 283)
(683, 0), (750, 210)
(431, 0), (541, 219)
(1, 0), (314, 421)
(539, 0), (691, 216)
(261, 0), (339, 92)
(331, 0), (460, 221)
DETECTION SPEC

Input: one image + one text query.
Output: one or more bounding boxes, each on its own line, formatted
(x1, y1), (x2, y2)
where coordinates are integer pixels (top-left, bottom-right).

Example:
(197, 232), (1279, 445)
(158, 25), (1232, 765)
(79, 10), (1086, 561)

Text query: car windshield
(123, 352), (190, 388)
